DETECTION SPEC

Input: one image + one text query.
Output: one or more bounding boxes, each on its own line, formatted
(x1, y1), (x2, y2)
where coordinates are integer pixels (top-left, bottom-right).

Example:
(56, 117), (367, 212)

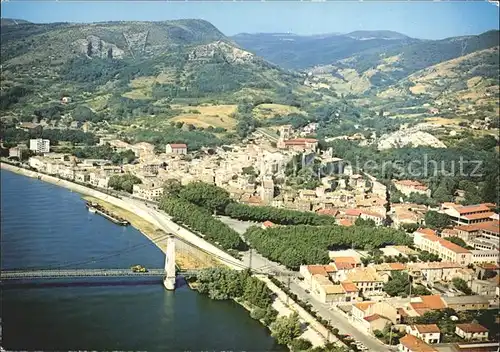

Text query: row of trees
(225, 203), (336, 226)
(159, 196), (243, 250)
(244, 225), (412, 269)
(170, 181), (337, 226)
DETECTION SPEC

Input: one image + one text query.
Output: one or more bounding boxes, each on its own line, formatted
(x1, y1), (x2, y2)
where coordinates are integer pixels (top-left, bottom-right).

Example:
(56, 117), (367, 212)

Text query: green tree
(108, 173), (142, 193)
(163, 179), (182, 197)
(425, 211), (451, 229)
(250, 307), (266, 321)
(159, 196), (243, 250)
(243, 276), (272, 309)
(270, 313), (302, 346)
(290, 338), (312, 351)
(383, 271), (411, 297)
(445, 236), (467, 248)
(355, 217), (376, 227)
(179, 182), (232, 215)
(452, 277), (472, 295)
(402, 223), (419, 233)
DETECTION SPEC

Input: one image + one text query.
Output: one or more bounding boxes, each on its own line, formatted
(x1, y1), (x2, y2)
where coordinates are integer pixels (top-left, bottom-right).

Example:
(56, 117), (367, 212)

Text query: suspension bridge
(0, 268), (200, 280)
(0, 218), (285, 289)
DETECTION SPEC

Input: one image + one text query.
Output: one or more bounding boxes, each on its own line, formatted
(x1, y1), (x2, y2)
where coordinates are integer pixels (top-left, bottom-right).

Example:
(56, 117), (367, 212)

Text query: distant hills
(231, 30), (419, 70)
(0, 19), (337, 130)
(0, 18), (498, 135)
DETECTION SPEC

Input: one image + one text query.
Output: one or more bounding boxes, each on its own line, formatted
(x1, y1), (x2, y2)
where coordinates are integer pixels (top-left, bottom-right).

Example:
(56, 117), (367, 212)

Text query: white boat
(88, 206), (97, 213)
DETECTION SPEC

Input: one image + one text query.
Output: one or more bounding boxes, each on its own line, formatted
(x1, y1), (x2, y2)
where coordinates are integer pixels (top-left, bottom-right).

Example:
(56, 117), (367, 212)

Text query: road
(219, 216), (392, 352)
(288, 280), (392, 352)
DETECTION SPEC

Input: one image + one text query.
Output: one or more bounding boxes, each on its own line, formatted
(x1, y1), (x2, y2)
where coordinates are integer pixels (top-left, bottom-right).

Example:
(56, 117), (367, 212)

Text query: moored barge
(85, 201), (129, 226)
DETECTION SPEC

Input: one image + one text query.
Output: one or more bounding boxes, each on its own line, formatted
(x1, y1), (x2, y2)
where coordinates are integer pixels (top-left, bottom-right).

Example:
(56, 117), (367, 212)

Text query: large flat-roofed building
(413, 229), (472, 265)
(442, 295), (490, 311)
(29, 139), (50, 154)
(443, 204), (496, 225)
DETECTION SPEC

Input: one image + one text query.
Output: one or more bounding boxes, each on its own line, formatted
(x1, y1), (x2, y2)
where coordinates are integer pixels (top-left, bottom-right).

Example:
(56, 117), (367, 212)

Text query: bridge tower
(163, 234), (176, 290)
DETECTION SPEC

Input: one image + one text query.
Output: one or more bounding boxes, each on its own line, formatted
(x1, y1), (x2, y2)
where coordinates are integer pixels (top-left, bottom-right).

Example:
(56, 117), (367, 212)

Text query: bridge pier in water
(163, 234), (176, 291)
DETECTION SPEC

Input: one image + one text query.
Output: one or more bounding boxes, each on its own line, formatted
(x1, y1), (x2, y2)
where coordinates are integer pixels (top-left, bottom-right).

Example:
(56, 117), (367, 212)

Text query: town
(3, 120), (499, 352)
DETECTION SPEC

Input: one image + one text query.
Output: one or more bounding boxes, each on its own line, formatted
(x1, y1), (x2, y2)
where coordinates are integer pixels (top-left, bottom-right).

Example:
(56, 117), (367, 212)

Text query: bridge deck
(0, 269), (198, 280)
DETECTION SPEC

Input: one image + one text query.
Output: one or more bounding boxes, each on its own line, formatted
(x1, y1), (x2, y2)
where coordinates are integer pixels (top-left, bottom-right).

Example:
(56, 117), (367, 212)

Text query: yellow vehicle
(131, 265), (148, 273)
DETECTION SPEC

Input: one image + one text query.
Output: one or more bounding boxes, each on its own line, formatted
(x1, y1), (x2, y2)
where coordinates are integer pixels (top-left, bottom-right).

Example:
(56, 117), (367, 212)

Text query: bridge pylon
(163, 234), (176, 290)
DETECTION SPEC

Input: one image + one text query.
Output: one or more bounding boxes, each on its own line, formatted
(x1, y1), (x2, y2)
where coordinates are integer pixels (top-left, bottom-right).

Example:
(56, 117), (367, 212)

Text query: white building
(29, 139), (50, 154)
(165, 143), (188, 155)
(406, 324), (441, 344)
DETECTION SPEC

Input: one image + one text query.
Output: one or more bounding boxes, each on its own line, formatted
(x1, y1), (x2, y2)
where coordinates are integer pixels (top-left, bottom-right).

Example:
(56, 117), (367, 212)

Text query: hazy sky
(1, 1), (498, 39)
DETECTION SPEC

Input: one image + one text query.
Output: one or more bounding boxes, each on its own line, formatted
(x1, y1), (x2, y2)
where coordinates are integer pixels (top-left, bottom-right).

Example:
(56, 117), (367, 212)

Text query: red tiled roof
(422, 234), (471, 254)
(168, 143), (187, 148)
(306, 265), (336, 276)
(455, 224), (482, 232)
(247, 196), (263, 205)
(417, 228), (437, 236)
(345, 209), (362, 216)
(399, 335), (437, 352)
(456, 204), (491, 215)
(317, 208), (340, 216)
(334, 262), (354, 270)
(474, 221), (500, 234)
(420, 295), (446, 310)
(456, 324), (489, 333)
(364, 314), (387, 322)
(361, 210), (385, 219)
(438, 238), (471, 254)
(340, 281), (358, 292)
(262, 221), (274, 228)
(395, 180), (429, 191)
(333, 256), (360, 265)
(462, 212), (495, 220)
(354, 301), (375, 312)
(388, 263), (406, 270)
(413, 324), (441, 334)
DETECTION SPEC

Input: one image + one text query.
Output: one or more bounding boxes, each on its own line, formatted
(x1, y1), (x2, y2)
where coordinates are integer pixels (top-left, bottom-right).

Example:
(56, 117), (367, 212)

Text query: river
(0, 169), (285, 351)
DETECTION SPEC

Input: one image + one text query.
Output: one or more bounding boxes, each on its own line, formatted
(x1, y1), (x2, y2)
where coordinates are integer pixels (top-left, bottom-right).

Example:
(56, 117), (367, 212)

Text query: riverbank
(1, 162), (244, 271)
(1, 162), (340, 349)
(0, 163), (214, 270)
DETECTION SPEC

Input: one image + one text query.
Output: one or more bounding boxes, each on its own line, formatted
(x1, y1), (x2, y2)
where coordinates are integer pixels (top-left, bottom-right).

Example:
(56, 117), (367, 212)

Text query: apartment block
(443, 204), (496, 225)
(29, 139), (50, 154)
(413, 229), (472, 265)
